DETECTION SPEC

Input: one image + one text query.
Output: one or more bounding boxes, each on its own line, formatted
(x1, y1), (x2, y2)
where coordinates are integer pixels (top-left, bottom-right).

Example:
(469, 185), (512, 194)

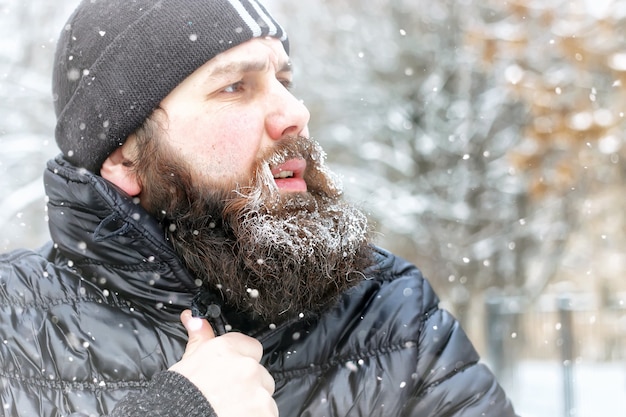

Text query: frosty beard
(131, 123), (373, 323)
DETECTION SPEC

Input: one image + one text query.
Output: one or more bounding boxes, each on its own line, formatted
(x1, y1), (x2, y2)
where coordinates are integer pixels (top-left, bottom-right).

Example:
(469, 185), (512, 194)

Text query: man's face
(129, 38), (373, 323)
(157, 37), (311, 192)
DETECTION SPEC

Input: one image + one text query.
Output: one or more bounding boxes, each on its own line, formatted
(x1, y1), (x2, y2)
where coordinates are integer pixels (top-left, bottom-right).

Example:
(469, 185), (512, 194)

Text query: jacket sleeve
(404, 274), (518, 417)
(76, 371), (217, 417)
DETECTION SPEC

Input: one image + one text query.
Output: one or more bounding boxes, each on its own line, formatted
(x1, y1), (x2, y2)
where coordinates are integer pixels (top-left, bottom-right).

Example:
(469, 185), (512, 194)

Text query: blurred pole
(485, 296), (505, 381)
(485, 290), (521, 393)
(558, 295), (575, 417)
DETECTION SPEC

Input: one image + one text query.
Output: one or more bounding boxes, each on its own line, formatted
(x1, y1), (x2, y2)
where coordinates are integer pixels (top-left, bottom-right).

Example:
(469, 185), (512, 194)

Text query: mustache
(242, 135), (343, 202)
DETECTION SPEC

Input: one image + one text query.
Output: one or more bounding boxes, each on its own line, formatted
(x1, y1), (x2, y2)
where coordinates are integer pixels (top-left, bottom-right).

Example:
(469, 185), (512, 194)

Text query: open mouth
(271, 158), (308, 192)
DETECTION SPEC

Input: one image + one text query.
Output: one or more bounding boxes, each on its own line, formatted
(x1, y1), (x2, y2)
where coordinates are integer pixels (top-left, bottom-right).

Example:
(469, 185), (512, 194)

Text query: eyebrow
(207, 59), (292, 78)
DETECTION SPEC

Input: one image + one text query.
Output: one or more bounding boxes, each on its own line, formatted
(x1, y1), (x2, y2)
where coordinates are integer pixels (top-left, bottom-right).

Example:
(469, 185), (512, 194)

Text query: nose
(265, 81), (310, 140)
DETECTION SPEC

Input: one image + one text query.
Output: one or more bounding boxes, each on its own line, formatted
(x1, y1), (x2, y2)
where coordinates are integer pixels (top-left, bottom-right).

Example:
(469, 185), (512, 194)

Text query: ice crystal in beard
(241, 137), (365, 262)
(236, 195), (370, 265)
(247, 136), (345, 214)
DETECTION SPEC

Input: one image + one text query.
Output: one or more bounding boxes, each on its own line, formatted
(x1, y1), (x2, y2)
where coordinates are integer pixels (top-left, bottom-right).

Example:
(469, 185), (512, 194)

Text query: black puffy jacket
(0, 156), (517, 417)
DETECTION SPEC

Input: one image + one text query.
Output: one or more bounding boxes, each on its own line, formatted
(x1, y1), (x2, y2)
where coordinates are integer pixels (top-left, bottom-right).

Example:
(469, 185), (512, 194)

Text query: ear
(101, 138), (142, 196)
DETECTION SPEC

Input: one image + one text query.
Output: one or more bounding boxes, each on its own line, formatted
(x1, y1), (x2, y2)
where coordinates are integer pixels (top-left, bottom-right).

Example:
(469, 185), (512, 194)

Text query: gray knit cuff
(110, 371), (216, 417)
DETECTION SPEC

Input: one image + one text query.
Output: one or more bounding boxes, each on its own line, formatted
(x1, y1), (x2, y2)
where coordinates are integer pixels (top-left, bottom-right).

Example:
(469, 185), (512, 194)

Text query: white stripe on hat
(227, 0), (262, 36)
(249, 0), (278, 36)
(254, 0), (288, 42)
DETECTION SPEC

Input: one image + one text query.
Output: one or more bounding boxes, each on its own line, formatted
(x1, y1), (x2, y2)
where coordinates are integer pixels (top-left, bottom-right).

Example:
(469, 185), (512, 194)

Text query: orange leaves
(467, 1), (626, 200)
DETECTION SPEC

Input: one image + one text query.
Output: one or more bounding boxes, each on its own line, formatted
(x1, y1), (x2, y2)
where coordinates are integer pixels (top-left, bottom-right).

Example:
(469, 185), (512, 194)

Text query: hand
(169, 310), (278, 417)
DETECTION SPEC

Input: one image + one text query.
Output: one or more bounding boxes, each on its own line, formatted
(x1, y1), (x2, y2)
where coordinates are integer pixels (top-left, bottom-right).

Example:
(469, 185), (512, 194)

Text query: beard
(132, 128), (374, 323)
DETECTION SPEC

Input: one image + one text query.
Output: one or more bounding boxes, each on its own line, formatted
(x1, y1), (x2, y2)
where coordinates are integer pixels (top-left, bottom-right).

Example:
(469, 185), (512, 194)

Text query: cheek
(177, 114), (263, 180)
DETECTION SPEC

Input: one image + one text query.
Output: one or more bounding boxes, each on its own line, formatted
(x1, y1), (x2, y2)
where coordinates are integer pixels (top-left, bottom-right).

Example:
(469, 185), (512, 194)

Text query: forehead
(203, 37), (291, 77)
(159, 37), (292, 103)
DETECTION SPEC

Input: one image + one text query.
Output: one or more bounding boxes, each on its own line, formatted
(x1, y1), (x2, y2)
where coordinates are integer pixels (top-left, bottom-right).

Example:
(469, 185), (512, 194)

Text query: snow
(510, 361), (625, 417)
(1, 2), (625, 415)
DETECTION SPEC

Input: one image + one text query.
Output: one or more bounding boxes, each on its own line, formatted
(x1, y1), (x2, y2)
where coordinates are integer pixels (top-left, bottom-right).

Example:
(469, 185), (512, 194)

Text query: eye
(223, 81), (244, 93)
(279, 79), (294, 90)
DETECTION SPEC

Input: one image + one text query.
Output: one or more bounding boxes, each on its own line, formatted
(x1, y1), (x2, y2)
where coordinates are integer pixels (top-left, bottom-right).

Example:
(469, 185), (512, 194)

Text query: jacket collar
(44, 155), (199, 316)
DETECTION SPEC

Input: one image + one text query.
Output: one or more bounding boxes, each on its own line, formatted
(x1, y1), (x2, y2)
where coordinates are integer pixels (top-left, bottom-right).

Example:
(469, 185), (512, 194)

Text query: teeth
(274, 170), (293, 179)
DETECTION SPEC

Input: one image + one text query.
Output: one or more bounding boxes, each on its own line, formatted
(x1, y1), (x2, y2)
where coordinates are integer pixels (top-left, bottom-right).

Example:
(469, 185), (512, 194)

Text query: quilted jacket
(0, 156), (517, 416)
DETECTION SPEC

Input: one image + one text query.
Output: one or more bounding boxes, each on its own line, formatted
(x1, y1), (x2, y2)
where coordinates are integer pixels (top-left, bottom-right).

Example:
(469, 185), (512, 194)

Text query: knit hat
(53, 0), (288, 173)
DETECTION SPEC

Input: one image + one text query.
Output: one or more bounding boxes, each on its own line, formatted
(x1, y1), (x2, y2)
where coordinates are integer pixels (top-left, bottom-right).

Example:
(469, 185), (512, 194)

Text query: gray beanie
(53, 0), (288, 173)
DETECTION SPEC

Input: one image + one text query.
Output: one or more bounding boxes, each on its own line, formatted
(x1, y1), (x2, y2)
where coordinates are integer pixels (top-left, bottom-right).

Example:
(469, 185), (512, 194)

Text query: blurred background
(1, 0), (625, 415)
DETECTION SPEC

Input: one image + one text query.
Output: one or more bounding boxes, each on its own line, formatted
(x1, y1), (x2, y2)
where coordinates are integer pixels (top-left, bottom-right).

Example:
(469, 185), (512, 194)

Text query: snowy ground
(507, 361), (625, 417)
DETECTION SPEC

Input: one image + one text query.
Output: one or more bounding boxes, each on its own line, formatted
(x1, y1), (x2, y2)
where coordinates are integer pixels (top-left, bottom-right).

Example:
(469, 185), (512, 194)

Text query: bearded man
(0, 0), (518, 416)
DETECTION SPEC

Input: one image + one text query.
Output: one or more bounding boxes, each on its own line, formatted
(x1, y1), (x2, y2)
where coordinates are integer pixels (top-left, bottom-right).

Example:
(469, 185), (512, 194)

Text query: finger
(221, 332), (264, 361)
(261, 368), (276, 395)
(180, 309), (215, 354)
(270, 396), (279, 417)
